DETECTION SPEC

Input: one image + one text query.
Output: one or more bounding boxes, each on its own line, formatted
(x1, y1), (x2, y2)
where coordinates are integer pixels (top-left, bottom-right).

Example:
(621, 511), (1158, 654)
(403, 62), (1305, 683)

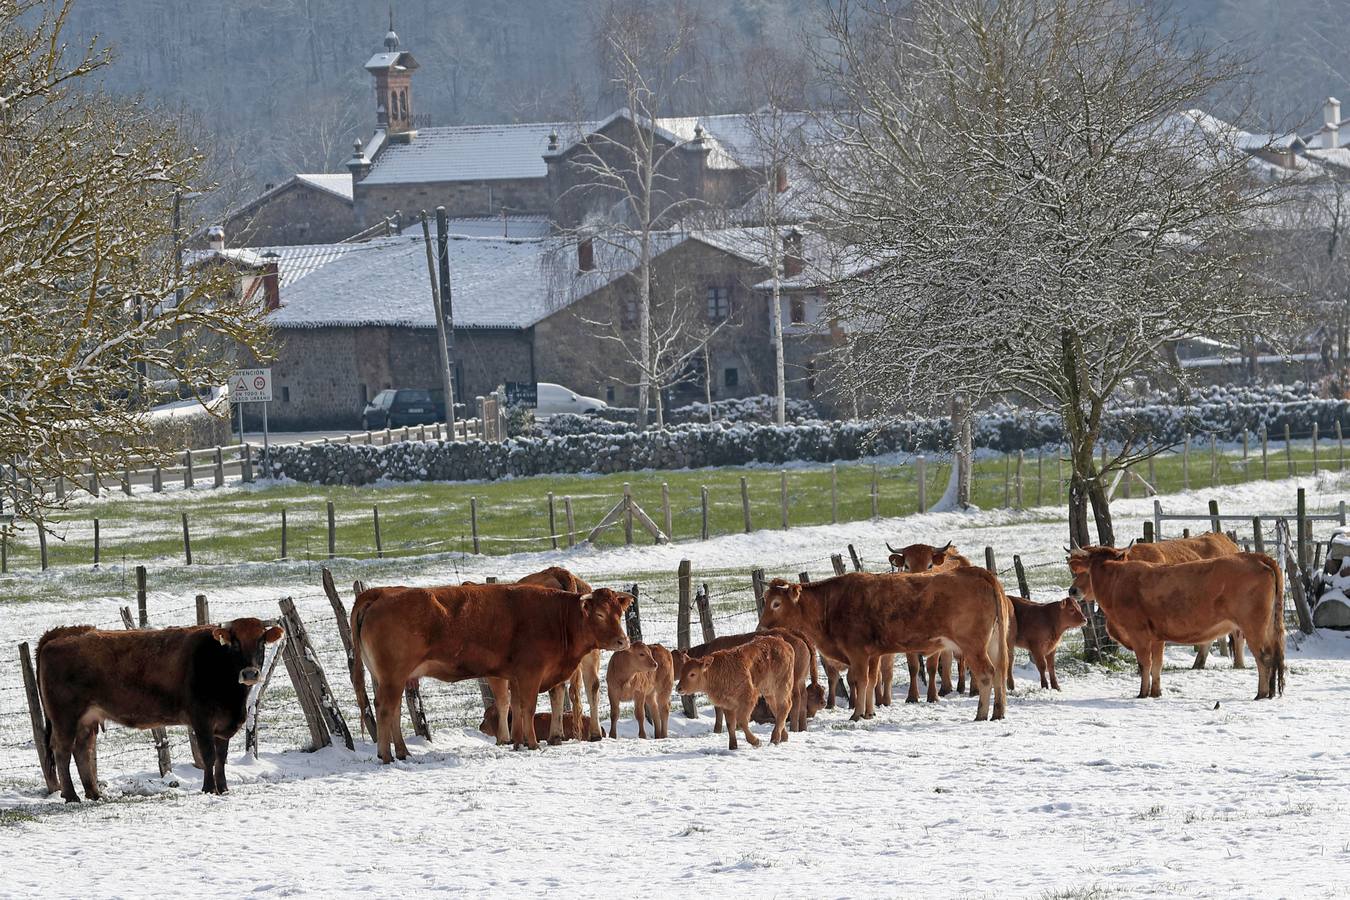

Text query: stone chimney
(775, 164), (788, 194)
(261, 251), (281, 311)
(783, 228), (804, 278)
(577, 236), (595, 272)
(207, 225), (225, 251)
(347, 139), (372, 185)
(1325, 97), (1342, 148)
(365, 15), (420, 139)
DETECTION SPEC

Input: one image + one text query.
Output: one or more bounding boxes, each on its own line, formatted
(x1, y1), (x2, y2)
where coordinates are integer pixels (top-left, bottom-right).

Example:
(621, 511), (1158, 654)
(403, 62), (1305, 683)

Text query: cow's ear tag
(211, 627), (232, 646)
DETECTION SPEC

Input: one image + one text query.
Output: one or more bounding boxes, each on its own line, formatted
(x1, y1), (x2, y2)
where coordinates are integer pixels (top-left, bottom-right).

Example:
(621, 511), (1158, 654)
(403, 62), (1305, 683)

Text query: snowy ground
(1, 474), (1348, 897)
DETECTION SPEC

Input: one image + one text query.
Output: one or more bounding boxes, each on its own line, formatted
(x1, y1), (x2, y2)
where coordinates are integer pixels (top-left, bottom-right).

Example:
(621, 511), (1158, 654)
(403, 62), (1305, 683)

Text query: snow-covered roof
(294, 173), (354, 202)
(441, 215), (552, 239)
(362, 121), (595, 186)
(364, 50), (418, 72)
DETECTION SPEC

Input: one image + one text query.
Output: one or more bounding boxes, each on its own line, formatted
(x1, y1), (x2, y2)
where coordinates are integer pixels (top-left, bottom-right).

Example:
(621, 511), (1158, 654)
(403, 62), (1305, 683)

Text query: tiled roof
(294, 173), (354, 202)
(362, 121), (595, 185)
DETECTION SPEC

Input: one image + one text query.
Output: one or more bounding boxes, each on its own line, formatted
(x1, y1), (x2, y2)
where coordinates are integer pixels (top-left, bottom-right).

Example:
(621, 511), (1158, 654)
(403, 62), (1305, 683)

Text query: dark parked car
(361, 389), (446, 429)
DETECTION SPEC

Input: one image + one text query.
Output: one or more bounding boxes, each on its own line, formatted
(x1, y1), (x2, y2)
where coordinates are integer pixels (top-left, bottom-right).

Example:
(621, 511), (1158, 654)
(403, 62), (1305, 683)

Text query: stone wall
(222, 182), (356, 247)
(354, 177), (552, 228)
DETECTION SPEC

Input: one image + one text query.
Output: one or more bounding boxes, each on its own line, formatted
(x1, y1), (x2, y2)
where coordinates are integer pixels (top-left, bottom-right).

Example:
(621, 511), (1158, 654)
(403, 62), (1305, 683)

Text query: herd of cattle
(32, 532), (1287, 802)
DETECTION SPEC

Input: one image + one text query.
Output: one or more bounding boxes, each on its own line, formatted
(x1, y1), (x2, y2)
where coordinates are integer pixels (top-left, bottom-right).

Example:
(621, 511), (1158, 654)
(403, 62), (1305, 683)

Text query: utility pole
(420, 211), (456, 433)
(435, 206), (457, 432)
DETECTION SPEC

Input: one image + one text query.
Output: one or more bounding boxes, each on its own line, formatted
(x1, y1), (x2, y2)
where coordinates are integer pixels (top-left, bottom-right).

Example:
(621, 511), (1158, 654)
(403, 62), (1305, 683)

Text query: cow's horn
(940, 540), (952, 551)
(578, 592), (593, 602)
(886, 542), (900, 553)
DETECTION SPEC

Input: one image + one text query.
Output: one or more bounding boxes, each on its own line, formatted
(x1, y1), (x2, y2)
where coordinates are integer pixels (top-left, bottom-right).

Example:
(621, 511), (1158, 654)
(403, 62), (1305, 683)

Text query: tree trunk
(951, 394), (972, 508)
(769, 228), (787, 425)
(636, 235), (652, 431)
(702, 343), (713, 423)
(1087, 476), (1115, 546)
(1067, 473), (1092, 549)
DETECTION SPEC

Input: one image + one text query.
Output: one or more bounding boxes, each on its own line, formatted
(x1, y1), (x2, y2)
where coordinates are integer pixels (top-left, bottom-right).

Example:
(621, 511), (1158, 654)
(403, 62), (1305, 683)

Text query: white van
(533, 382), (608, 417)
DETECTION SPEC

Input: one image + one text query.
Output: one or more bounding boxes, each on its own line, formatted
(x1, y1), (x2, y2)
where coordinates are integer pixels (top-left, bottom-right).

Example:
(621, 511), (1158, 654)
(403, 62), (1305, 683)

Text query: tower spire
(384, 4), (400, 52)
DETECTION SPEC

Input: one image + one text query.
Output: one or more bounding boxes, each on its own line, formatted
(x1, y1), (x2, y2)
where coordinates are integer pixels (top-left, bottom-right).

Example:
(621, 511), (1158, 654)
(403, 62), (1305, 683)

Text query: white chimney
(1324, 96), (1341, 148)
(207, 225), (225, 251)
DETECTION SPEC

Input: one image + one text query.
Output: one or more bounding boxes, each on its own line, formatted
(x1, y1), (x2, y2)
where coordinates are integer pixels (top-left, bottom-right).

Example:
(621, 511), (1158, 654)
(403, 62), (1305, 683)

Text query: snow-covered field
(1, 474), (1348, 897)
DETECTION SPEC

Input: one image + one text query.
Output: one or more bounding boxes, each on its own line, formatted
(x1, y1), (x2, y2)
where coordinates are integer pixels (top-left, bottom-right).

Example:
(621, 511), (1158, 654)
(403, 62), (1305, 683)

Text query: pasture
(0, 469), (1347, 896)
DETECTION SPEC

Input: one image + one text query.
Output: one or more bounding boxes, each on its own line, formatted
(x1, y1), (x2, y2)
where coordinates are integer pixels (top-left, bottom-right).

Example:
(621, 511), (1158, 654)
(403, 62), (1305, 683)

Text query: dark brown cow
(478, 706), (598, 741)
(351, 583), (631, 759)
(672, 628), (812, 733)
(1010, 597), (1087, 690)
(1067, 547), (1285, 700)
(675, 634), (796, 749)
(1122, 534), (1244, 669)
(759, 570), (1009, 722)
(37, 619), (283, 801)
(509, 567), (603, 742)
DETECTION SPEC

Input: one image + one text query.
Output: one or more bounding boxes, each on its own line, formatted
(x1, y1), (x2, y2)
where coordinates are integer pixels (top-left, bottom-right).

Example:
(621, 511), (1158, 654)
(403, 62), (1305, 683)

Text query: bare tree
(807, 0), (1287, 547)
(0, 0), (271, 523)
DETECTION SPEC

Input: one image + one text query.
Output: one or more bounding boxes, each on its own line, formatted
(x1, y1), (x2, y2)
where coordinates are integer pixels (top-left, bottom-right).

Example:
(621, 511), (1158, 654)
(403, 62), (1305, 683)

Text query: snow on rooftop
(295, 173), (354, 202)
(362, 121), (594, 185)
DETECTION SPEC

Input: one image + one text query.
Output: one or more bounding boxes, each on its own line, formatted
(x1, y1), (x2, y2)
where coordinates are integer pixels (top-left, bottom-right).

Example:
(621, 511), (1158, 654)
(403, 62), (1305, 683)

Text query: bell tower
(364, 9), (420, 140)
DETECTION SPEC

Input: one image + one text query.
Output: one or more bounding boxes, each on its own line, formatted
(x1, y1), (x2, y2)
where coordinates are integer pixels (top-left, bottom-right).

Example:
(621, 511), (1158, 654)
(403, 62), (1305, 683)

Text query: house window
(622, 296), (638, 328)
(790, 297), (806, 325)
(806, 360), (817, 395)
(707, 286), (731, 321)
(724, 367), (739, 389)
(281, 386), (291, 403)
(605, 385), (616, 404)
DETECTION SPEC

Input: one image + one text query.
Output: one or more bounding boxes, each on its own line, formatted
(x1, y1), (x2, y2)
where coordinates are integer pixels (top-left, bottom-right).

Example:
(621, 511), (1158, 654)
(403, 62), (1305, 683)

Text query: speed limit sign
(231, 368), (273, 403)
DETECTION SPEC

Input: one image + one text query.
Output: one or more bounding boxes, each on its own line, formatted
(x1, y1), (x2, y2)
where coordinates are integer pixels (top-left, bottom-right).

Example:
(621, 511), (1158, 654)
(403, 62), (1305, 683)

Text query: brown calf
(606, 642), (660, 739)
(1010, 597), (1087, 690)
(675, 634), (796, 749)
(351, 583), (630, 759)
(759, 570), (1009, 722)
(643, 643), (675, 739)
(37, 619), (283, 801)
(672, 629), (811, 733)
(1067, 547), (1284, 700)
(479, 706), (597, 741)
(753, 681), (826, 724)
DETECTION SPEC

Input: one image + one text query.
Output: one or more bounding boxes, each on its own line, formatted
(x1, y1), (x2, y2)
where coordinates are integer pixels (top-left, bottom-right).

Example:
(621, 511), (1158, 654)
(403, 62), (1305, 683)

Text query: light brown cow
(511, 567), (603, 741)
(759, 570), (1009, 722)
(351, 583), (631, 759)
(672, 629), (812, 733)
(1010, 597), (1087, 690)
(1123, 534), (1244, 669)
(1066, 547), (1285, 700)
(606, 642), (659, 739)
(643, 643), (675, 739)
(675, 634), (795, 749)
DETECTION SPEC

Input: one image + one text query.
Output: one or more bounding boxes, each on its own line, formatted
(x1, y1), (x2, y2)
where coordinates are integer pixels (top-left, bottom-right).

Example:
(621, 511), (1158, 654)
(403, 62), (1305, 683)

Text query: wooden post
(1036, 452), (1044, 506)
(677, 560), (696, 718)
(92, 517), (100, 567)
(848, 543), (863, 571)
(661, 482), (672, 542)
(241, 444), (253, 484)
(196, 594), (209, 625)
(831, 553), (846, 576)
(183, 450), (193, 488)
(136, 565), (148, 627)
(277, 597), (353, 750)
(1209, 434), (1218, 487)
(213, 447), (224, 488)
(1312, 422), (1320, 474)
(1297, 488), (1309, 571)
(871, 464), (879, 518)
(916, 456), (927, 513)
(547, 492), (558, 551)
(831, 464), (839, 524)
(1181, 435), (1190, 490)
(119, 609), (172, 776)
(373, 506), (383, 559)
(181, 512), (192, 565)
(1123, 463), (1133, 499)
(1015, 451), (1024, 509)
(695, 586), (715, 644)
(280, 508), (288, 560)
(1003, 455), (1011, 508)
(1, 529), (7, 574)
(321, 569), (378, 737)
(89, 467), (99, 497)
(470, 497), (480, 554)
(55, 475), (65, 500)
(18, 642), (59, 794)
(701, 486), (710, 540)
(1208, 499), (1221, 533)
(326, 500), (336, 559)
(624, 583), (643, 642)
(122, 468), (132, 497)
(751, 567), (767, 616)
(1252, 516), (1264, 555)
(1338, 421), (1345, 471)
(779, 470), (789, 530)
(984, 546), (996, 574)
(1153, 499), (1163, 540)
(1142, 520), (1154, 542)
(1285, 423), (1294, 477)
(1261, 426), (1269, 479)
(623, 483), (633, 545)
(37, 523), (48, 571)
(740, 476), (752, 533)
(798, 571), (811, 585)
(564, 496), (575, 548)
(1013, 555), (1030, 598)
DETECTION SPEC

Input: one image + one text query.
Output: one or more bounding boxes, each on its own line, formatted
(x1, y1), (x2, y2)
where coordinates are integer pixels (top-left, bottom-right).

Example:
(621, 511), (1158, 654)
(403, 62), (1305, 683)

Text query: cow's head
(210, 618), (284, 685)
(624, 642), (659, 674)
(675, 656), (711, 696)
(580, 589), (632, 652)
(1057, 597), (1088, 631)
(758, 579), (804, 631)
(804, 683), (826, 719)
(1065, 546), (1125, 601)
(887, 541), (954, 573)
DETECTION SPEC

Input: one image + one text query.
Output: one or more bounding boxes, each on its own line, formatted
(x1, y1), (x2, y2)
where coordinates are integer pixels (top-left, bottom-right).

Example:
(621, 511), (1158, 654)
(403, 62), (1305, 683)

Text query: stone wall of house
(223, 183), (356, 248)
(354, 177), (552, 228)
(245, 325), (535, 429)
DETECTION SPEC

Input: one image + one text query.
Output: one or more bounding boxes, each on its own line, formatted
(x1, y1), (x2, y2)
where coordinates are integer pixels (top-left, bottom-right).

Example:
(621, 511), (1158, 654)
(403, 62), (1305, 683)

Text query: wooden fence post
(1056, 455), (1064, 504)
(181, 512), (192, 565)
(119, 609), (172, 776)
(1252, 516), (1264, 554)
(1003, 455), (1011, 508)
(373, 506), (383, 559)
(241, 444), (253, 484)
(547, 492), (558, 550)
(623, 483), (633, 545)
(321, 568), (378, 738)
(701, 486), (710, 540)
(661, 483), (672, 542)
(779, 471), (789, 530)
(470, 497), (480, 554)
(122, 468), (132, 497)
(136, 565), (148, 627)
(1153, 498), (1163, 540)
(848, 543), (863, 571)
(183, 450), (193, 489)
(1209, 434), (1218, 487)
(152, 464), (163, 493)
(831, 464), (839, 524)
(564, 496), (575, 548)
(1296, 488), (1309, 571)
(195, 594), (209, 625)
(624, 583), (643, 643)
(677, 560), (696, 718)
(798, 571), (811, 585)
(751, 568), (767, 616)
(326, 500), (336, 559)
(280, 509), (288, 560)
(1284, 423), (1294, 477)
(1208, 500), (1221, 534)
(916, 455), (927, 513)
(1013, 555), (1030, 598)
(1312, 423), (1320, 474)
(740, 477), (752, 533)
(984, 546), (996, 574)
(213, 447), (224, 488)
(1261, 426), (1269, 479)
(18, 642), (60, 794)
(2, 529), (7, 574)
(89, 467), (99, 497)
(1182, 435), (1190, 490)
(831, 553), (846, 576)
(277, 597), (353, 750)
(695, 585), (715, 644)
(92, 518), (100, 567)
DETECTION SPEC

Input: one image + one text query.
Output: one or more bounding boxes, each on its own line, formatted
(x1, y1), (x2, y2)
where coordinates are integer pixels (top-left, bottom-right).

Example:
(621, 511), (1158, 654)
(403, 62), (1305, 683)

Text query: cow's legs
(936, 651), (953, 695)
(904, 653), (921, 704)
(967, 650), (994, 722)
(1231, 631), (1246, 669)
(1252, 648), (1271, 700)
(956, 656), (967, 695)
(567, 670), (584, 739)
(1147, 642), (1164, 698)
(722, 708), (737, 750)
(990, 633), (1008, 720)
(1191, 643), (1208, 669)
(546, 683), (566, 745)
(192, 720), (218, 792)
(634, 690), (649, 739)
(488, 678), (511, 745)
(925, 654), (939, 703)
(847, 655), (874, 722)
(770, 692), (790, 743)
(49, 722), (79, 803)
(659, 696), (672, 738)
(212, 736), (231, 794)
(1034, 651), (1050, 689)
(739, 707), (761, 748)
(374, 680), (406, 763)
(607, 684), (621, 739)
(1047, 650), (1061, 691)
(1133, 644), (1152, 698)
(714, 706), (725, 734)
(513, 678), (543, 749)
(822, 655), (843, 709)
(72, 721), (101, 801)
(878, 654), (893, 706)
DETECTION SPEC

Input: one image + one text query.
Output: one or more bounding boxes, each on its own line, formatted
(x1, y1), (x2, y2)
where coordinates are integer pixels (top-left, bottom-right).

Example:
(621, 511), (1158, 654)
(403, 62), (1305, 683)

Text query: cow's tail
(34, 637), (53, 768)
(350, 591), (377, 737)
(1258, 554), (1287, 696)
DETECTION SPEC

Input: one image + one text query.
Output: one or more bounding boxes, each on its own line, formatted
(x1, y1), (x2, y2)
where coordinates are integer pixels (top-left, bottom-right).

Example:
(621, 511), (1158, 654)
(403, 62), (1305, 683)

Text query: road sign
(504, 381), (538, 408)
(231, 368), (273, 403)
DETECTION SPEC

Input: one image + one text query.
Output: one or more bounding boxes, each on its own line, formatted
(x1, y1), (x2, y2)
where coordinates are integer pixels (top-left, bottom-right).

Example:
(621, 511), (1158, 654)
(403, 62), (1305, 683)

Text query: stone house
(211, 174), (356, 248)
